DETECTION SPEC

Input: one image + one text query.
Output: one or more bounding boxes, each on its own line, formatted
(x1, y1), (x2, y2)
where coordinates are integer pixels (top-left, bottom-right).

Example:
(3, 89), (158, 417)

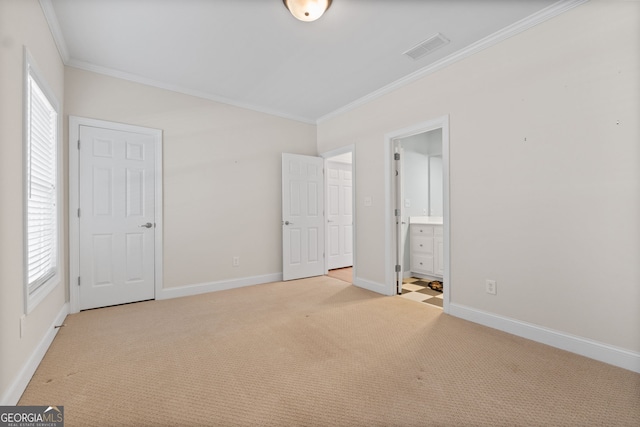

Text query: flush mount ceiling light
(283, 0), (332, 22)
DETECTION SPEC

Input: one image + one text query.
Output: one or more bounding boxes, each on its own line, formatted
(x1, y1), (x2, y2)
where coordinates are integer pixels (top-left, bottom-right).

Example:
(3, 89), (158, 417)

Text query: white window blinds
(26, 71), (58, 296)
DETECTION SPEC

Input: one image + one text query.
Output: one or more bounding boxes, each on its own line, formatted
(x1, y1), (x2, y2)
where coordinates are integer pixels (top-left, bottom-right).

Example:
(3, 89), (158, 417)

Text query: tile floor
(400, 277), (443, 309)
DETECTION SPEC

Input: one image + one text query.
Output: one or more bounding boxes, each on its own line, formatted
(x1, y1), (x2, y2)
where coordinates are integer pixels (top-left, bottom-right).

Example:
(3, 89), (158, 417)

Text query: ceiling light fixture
(283, 0), (332, 22)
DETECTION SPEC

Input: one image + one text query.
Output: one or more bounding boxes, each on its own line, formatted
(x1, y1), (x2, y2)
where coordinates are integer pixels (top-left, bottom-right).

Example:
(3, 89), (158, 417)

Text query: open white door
(282, 153), (325, 281)
(326, 161), (353, 270)
(79, 125), (156, 310)
(394, 143), (405, 294)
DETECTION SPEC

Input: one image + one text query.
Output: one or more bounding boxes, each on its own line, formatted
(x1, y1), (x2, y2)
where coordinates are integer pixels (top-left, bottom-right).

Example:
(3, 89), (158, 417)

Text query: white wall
(317, 0), (640, 354)
(426, 128), (443, 216)
(429, 156), (443, 217)
(402, 136), (430, 218)
(64, 67), (317, 290)
(0, 0), (67, 403)
(426, 129), (442, 157)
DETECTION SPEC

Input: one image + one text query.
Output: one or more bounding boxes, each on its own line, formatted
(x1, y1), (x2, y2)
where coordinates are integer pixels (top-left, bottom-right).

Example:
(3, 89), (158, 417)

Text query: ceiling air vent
(403, 33), (450, 60)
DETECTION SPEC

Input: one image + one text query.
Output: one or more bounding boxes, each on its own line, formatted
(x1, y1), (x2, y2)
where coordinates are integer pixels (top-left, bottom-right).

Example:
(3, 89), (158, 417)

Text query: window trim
(23, 48), (62, 314)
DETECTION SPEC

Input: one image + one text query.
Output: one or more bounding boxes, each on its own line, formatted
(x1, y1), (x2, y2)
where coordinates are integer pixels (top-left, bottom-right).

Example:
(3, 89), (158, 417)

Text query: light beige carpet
(20, 276), (640, 426)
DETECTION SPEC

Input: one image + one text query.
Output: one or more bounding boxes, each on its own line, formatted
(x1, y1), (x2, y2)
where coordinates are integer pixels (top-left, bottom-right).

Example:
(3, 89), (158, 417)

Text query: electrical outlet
(485, 279), (497, 295)
(232, 256), (240, 267)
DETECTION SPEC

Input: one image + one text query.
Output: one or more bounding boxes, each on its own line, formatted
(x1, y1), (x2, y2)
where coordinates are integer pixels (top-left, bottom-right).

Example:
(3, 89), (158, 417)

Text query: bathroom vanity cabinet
(410, 223), (443, 277)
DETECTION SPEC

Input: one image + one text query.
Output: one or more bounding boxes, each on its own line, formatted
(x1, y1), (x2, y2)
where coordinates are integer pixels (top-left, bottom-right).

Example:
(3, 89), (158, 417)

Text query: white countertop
(409, 216), (443, 225)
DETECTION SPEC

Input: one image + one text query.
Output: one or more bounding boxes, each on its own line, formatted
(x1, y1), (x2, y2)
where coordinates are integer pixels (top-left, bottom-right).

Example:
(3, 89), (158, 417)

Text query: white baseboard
(449, 303), (640, 373)
(157, 273), (283, 300)
(1, 303), (69, 405)
(353, 277), (393, 296)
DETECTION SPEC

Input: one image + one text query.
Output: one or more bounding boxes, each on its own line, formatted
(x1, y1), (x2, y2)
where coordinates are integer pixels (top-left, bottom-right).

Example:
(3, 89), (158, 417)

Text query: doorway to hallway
(327, 267), (353, 284)
(322, 146), (355, 285)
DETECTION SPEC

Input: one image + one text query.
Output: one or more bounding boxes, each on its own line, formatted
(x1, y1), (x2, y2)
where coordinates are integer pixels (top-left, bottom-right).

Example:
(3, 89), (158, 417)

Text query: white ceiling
(43, 0), (572, 123)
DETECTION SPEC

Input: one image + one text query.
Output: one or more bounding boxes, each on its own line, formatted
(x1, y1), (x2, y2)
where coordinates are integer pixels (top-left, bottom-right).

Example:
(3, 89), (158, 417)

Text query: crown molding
(39, 0), (69, 63)
(38, 0), (315, 124)
(316, 0), (589, 124)
(37, 0), (588, 125)
(66, 59), (316, 124)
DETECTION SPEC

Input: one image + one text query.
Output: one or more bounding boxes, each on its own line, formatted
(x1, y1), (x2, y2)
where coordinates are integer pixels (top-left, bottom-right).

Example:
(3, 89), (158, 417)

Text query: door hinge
(77, 276), (81, 287)
(394, 208), (400, 216)
(394, 153), (400, 161)
(395, 264), (401, 273)
(77, 208), (81, 218)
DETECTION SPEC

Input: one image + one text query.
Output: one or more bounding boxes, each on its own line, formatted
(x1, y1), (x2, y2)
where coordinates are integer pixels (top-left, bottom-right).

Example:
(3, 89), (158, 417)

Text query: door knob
(140, 222), (153, 228)
(283, 221), (294, 225)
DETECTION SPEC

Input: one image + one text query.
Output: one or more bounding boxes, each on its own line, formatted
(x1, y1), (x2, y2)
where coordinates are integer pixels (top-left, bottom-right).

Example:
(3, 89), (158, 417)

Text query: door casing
(69, 116), (163, 313)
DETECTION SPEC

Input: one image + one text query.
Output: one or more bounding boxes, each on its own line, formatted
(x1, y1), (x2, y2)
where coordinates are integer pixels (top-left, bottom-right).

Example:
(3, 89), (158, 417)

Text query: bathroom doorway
(396, 129), (444, 309)
(384, 116), (450, 312)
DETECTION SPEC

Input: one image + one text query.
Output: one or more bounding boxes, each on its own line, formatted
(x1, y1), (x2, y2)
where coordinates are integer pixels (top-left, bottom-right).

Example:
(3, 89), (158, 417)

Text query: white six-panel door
(282, 153), (325, 281)
(395, 144), (405, 294)
(326, 161), (353, 270)
(79, 125), (156, 310)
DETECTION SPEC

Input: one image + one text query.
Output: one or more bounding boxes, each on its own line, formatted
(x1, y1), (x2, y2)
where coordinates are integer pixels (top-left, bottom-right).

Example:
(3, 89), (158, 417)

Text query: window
(24, 50), (61, 313)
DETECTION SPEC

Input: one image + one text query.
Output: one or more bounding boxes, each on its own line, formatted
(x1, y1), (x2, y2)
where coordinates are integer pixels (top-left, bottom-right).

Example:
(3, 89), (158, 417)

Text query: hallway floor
(327, 267), (353, 283)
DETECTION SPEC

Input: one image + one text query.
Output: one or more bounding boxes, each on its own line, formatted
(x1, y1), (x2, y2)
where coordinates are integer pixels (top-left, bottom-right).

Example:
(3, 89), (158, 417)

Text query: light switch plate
(486, 279), (497, 295)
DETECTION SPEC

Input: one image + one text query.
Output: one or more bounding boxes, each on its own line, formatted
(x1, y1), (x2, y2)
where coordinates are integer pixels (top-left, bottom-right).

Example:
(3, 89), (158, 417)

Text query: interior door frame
(384, 116), (450, 311)
(321, 145), (356, 282)
(68, 116), (163, 313)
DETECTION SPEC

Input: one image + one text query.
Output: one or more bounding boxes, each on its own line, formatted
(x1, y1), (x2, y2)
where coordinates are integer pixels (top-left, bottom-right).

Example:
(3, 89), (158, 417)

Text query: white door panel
(327, 161), (353, 269)
(79, 125), (155, 310)
(282, 153), (324, 281)
(395, 144), (405, 294)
